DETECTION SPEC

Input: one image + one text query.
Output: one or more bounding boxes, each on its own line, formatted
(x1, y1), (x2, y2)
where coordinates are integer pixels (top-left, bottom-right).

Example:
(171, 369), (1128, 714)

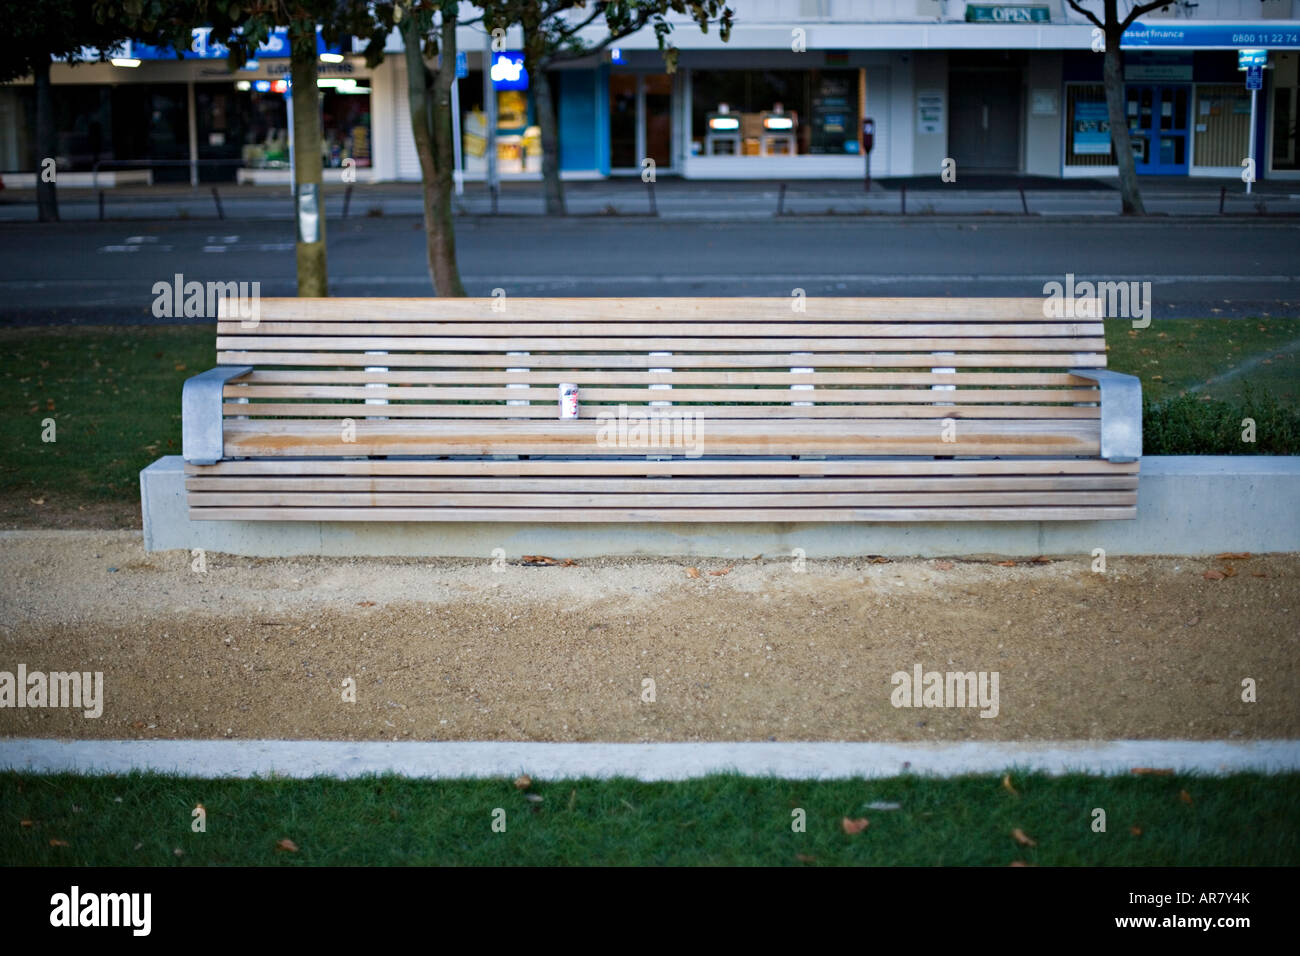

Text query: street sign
(1246, 65), (1263, 90)
(1238, 48), (1267, 69)
(455, 50), (468, 79)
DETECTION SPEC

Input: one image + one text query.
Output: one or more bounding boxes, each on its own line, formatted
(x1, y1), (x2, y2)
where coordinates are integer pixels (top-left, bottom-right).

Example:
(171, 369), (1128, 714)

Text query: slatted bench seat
(182, 297), (1141, 522)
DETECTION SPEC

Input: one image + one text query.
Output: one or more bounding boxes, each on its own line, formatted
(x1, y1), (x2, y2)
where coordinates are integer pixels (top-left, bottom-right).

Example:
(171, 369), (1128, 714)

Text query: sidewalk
(2, 175), (1297, 222)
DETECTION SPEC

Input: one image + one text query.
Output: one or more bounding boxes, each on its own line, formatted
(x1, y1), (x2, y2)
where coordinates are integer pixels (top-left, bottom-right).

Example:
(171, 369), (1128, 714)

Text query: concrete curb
(141, 456), (1300, 558)
(2, 738), (1297, 780)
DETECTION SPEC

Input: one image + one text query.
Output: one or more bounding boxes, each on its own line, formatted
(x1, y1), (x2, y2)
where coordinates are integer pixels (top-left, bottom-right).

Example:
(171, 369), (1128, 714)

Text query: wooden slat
(222, 296), (1063, 322)
(223, 385), (1101, 403)
(223, 403), (1101, 420)
(190, 505), (1138, 522)
(218, 321), (1105, 337)
(188, 491), (1136, 508)
(216, 335), (1107, 353)
(219, 418), (1101, 457)
(237, 370), (1098, 386)
(218, 351), (1108, 369)
(186, 475), (1137, 493)
(186, 458), (1139, 477)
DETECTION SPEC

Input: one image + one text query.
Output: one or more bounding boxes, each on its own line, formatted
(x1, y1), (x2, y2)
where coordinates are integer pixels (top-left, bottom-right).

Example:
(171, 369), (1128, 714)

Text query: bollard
(901, 184), (906, 216)
(98, 191), (105, 221)
(646, 178), (658, 217)
(491, 182), (499, 215)
(210, 187), (224, 220)
(1219, 185), (1226, 215)
(343, 184), (353, 218)
(1019, 185), (1029, 215)
(777, 182), (787, 216)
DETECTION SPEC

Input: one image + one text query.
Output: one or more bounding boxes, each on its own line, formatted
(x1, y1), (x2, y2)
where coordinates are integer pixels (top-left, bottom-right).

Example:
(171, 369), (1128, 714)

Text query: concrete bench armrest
(182, 366), (253, 465)
(1069, 368), (1142, 463)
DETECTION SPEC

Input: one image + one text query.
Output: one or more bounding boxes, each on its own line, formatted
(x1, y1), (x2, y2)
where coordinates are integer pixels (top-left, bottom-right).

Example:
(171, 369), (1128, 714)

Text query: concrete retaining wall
(141, 455), (1300, 558)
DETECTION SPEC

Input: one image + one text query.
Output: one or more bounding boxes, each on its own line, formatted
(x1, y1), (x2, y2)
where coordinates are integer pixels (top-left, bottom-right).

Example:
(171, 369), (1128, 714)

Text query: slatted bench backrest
(215, 297), (1107, 439)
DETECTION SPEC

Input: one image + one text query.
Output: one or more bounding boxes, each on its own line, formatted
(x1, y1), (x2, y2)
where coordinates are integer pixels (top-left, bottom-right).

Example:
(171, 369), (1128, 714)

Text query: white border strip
(2, 740), (1298, 780)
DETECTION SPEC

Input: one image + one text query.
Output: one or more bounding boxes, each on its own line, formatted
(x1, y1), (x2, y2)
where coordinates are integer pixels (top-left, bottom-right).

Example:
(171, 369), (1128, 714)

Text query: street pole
(451, 74), (464, 197)
(1247, 86), (1257, 196)
(484, 36), (498, 210)
(186, 79), (199, 187)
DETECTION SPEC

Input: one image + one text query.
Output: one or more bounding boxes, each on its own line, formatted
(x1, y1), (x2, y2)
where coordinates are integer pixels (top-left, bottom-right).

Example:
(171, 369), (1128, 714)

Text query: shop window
(459, 70), (541, 175)
(1064, 84), (1114, 166)
(1194, 85), (1251, 168)
(1272, 51), (1299, 171)
(690, 69), (859, 157)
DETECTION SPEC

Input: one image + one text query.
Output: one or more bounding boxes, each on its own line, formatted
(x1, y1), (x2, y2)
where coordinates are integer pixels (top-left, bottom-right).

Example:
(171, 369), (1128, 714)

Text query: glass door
(1126, 84), (1189, 175)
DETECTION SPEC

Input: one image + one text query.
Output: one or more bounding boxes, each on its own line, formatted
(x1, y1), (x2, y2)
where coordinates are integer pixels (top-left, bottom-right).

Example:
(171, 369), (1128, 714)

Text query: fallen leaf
(131, 720), (145, 730)
(708, 566), (734, 577)
(355, 601), (376, 607)
(560, 559), (578, 567)
(1179, 790), (1193, 805)
(841, 817), (870, 834)
(1011, 828), (1037, 847)
(1129, 826), (1143, 837)
(1008, 861), (1036, 867)
(1002, 774), (1019, 796)
(1130, 767), (1174, 776)
(514, 774), (532, 790)
(521, 555), (560, 566)
(1202, 569), (1226, 581)
(1216, 552), (1251, 560)
(20, 820), (33, 828)
(934, 560), (954, 570)
(49, 839), (69, 847)
(997, 560), (1017, 567)
(174, 363), (187, 371)
(869, 556), (891, 564)
(275, 838), (299, 853)
(1222, 566), (1237, 578)
(1030, 555), (1052, 564)
(28, 498), (45, 506)
(795, 853), (817, 863)
(685, 567), (700, 578)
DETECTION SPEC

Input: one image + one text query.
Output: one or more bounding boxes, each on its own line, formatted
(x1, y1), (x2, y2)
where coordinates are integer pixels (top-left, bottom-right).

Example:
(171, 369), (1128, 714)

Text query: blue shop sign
(132, 27), (343, 60)
(1122, 22), (1300, 50)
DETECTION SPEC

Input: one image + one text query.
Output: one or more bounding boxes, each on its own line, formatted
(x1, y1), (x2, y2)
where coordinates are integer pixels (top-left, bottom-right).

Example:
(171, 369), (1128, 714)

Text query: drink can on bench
(559, 383), (579, 419)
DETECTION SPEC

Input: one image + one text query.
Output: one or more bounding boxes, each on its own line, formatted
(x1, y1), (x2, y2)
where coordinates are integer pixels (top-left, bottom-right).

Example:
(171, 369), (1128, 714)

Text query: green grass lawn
(1, 318), (1297, 515)
(4, 770), (1298, 866)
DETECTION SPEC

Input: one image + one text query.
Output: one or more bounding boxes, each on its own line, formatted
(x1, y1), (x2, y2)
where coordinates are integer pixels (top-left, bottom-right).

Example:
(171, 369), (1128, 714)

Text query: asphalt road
(1, 215), (1297, 323)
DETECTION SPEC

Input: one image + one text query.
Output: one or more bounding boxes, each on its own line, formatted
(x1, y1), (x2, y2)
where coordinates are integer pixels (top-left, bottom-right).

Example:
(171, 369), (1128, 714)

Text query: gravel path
(1, 531), (1295, 743)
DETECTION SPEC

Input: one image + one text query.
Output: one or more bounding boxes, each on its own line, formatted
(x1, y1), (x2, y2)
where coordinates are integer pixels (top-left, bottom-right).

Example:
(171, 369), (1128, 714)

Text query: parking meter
(862, 118), (875, 190)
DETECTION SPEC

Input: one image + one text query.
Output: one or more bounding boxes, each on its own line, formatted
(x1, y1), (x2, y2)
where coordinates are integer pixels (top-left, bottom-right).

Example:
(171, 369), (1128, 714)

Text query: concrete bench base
(141, 456), (1299, 558)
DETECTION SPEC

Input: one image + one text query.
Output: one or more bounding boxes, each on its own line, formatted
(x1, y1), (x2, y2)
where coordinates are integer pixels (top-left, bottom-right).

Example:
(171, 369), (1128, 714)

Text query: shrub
(1142, 384), (1300, 455)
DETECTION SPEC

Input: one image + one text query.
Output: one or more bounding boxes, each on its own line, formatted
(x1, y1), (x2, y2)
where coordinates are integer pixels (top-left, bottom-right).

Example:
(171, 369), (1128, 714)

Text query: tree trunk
(1103, 19), (1144, 215)
(290, 28), (328, 296)
(404, 15), (466, 296)
(33, 57), (58, 223)
(532, 61), (565, 216)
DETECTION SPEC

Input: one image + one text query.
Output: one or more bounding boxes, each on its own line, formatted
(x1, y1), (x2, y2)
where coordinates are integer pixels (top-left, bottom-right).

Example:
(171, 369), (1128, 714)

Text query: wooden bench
(182, 297), (1141, 522)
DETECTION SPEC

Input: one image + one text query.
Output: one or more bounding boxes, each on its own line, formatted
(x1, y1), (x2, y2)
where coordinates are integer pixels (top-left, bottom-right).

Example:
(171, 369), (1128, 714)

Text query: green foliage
(1143, 384), (1300, 455)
